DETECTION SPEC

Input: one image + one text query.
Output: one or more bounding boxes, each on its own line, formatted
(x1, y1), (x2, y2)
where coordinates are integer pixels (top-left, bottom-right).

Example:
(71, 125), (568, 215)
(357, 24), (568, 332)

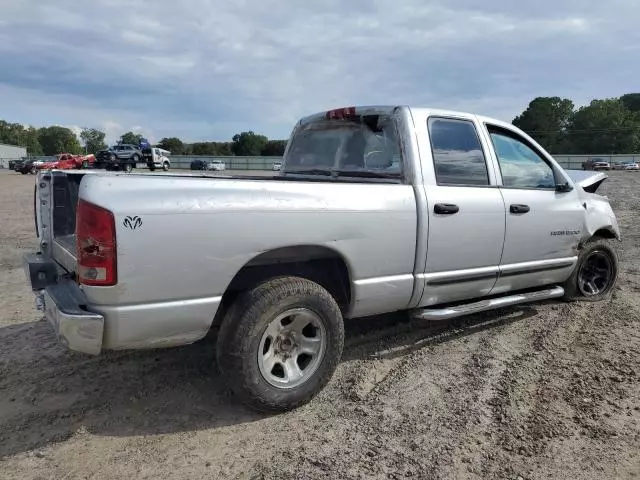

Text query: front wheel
(216, 277), (345, 412)
(162, 161), (169, 171)
(562, 238), (619, 302)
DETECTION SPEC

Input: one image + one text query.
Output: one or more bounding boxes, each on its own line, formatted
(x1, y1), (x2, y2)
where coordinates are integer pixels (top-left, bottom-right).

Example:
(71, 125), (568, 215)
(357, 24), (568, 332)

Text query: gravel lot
(0, 169), (638, 480)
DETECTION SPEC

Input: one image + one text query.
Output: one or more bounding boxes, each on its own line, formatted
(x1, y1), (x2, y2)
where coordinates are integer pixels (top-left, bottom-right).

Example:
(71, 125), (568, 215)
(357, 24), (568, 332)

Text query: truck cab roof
(299, 105), (517, 131)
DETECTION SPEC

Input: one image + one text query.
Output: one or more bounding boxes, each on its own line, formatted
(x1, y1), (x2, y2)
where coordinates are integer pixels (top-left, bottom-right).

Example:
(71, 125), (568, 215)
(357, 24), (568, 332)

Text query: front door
(485, 125), (585, 294)
(419, 116), (507, 306)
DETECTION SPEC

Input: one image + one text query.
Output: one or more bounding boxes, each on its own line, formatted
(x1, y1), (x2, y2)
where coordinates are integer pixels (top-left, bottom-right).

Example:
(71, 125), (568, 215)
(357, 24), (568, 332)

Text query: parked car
(37, 153), (96, 170)
(612, 163), (625, 170)
(14, 159), (37, 174)
(96, 144), (142, 172)
(190, 159), (206, 170)
(191, 159), (226, 171)
(207, 160), (226, 171)
(23, 105), (620, 413)
(623, 162), (639, 171)
(582, 159), (611, 171)
(272, 161), (282, 171)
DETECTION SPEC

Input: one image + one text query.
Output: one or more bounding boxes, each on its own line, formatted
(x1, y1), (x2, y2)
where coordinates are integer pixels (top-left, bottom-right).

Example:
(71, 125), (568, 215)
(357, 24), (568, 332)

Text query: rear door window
(427, 118), (489, 186)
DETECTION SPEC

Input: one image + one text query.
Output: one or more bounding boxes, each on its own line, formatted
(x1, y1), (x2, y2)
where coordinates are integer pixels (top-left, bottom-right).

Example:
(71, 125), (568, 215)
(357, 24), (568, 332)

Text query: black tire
(21, 170), (28, 175)
(149, 164), (156, 171)
(216, 277), (344, 412)
(131, 154), (139, 163)
(110, 154), (116, 161)
(123, 163), (133, 173)
(162, 161), (169, 171)
(562, 237), (619, 302)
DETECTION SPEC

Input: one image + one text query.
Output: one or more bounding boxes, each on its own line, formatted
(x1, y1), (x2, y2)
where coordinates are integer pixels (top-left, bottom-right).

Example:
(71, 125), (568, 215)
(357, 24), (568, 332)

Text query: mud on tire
(562, 237), (619, 302)
(216, 276), (345, 412)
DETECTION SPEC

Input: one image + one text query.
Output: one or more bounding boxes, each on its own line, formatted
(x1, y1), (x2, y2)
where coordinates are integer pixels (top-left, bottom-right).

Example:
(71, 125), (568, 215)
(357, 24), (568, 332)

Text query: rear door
(417, 115), (507, 306)
(483, 124), (584, 294)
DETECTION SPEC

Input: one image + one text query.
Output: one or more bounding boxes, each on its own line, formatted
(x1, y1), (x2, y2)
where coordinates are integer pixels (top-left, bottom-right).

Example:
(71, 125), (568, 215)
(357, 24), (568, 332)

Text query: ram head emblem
(123, 216), (142, 230)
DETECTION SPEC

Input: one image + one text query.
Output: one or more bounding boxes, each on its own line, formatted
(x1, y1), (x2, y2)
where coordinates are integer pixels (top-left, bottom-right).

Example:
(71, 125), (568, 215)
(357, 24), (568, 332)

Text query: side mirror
(555, 182), (572, 193)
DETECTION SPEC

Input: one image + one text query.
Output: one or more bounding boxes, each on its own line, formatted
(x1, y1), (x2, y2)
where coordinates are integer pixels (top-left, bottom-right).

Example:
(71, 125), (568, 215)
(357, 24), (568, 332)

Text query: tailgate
(36, 170), (85, 273)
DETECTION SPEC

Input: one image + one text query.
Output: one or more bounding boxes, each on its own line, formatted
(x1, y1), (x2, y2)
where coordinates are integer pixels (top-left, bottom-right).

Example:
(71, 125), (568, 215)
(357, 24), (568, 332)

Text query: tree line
(3, 92), (639, 158)
(0, 123), (287, 157)
(513, 93), (640, 154)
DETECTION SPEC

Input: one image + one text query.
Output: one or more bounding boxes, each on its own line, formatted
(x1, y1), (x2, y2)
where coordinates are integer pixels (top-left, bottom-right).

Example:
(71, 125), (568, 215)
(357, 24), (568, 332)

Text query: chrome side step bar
(410, 286), (565, 321)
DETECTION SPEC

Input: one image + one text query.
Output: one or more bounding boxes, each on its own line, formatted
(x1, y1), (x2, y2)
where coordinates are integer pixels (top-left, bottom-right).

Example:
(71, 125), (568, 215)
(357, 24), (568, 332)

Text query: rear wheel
(562, 238), (618, 302)
(123, 163), (133, 173)
(216, 277), (344, 412)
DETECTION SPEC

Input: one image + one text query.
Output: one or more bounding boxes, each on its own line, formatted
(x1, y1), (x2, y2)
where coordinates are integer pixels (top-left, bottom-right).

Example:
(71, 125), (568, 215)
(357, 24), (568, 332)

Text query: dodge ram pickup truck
(23, 105), (620, 412)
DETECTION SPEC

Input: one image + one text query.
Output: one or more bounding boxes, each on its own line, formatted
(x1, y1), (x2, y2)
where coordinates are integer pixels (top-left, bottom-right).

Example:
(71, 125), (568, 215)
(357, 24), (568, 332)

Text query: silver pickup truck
(23, 105), (620, 412)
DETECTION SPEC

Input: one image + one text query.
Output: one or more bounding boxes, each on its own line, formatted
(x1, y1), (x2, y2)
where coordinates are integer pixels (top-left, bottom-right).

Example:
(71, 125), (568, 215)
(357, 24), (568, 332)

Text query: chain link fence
(553, 155), (640, 170)
(168, 156), (281, 170)
(3, 154), (639, 172)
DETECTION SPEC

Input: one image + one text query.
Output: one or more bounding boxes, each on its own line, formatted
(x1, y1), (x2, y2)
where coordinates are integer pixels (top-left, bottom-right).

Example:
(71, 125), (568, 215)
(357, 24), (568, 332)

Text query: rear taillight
(76, 199), (117, 286)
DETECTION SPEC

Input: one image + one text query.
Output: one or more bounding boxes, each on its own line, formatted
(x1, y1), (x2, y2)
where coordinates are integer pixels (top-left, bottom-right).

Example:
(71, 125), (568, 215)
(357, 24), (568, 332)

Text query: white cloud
(0, 0), (638, 143)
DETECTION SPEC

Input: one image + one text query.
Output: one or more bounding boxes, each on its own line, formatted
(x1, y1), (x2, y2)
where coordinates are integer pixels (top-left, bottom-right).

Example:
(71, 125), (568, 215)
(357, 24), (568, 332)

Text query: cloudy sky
(1, 0), (638, 143)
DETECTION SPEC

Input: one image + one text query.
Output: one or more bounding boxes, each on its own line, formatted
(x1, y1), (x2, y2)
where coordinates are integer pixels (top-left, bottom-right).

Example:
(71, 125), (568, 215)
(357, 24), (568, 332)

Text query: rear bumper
(23, 253), (104, 355)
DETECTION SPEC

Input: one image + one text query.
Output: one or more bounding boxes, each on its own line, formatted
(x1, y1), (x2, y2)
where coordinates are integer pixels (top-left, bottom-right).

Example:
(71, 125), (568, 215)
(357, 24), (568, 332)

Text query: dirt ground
(0, 169), (638, 480)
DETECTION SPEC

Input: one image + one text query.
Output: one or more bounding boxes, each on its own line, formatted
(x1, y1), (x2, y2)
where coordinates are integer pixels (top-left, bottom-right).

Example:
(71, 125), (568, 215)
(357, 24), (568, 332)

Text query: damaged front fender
(578, 190), (621, 244)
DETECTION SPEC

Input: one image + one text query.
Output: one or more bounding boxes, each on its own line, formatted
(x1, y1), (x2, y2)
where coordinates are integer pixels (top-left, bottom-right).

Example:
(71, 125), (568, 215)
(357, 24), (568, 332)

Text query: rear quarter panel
(78, 174), (418, 323)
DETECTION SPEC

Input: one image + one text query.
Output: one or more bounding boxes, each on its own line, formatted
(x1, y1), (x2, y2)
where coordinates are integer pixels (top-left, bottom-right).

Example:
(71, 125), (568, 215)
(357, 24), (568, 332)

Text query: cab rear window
(285, 113), (403, 176)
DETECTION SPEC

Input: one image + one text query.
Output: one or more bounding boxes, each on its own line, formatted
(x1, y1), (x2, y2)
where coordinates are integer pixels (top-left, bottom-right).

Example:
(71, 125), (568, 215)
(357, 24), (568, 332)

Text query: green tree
(261, 140), (287, 156)
(0, 121), (43, 154)
(38, 126), (82, 155)
(512, 97), (574, 153)
(189, 141), (234, 156)
(80, 128), (107, 154)
(620, 93), (640, 113)
(566, 99), (640, 154)
(216, 142), (233, 156)
(231, 131), (268, 156)
(191, 142), (215, 155)
(23, 127), (43, 155)
(119, 131), (143, 145)
(157, 137), (185, 155)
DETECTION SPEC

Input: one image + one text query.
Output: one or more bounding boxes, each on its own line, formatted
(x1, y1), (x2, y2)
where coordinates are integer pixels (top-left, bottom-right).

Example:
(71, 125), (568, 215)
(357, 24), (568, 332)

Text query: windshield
(283, 113), (402, 178)
(112, 145), (130, 151)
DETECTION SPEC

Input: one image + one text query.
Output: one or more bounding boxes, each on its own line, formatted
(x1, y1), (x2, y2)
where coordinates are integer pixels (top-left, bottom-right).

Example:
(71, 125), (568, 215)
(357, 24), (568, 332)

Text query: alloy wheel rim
(258, 308), (326, 389)
(577, 250), (613, 296)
